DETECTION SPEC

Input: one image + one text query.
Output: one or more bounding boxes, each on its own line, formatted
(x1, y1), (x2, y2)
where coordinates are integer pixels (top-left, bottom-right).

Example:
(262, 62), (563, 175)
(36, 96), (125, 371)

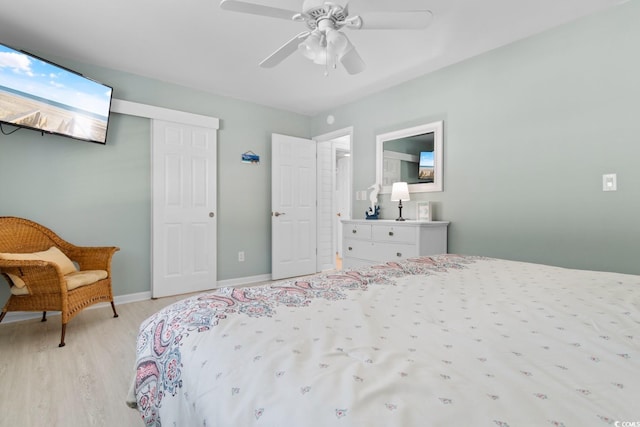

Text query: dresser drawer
(343, 239), (373, 260)
(344, 223), (372, 240)
(372, 225), (415, 244)
(370, 242), (418, 262)
(344, 240), (417, 263)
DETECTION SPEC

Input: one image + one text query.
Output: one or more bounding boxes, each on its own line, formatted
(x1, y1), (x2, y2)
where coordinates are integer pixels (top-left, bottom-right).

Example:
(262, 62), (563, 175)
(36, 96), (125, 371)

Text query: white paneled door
(271, 133), (317, 280)
(152, 120), (217, 298)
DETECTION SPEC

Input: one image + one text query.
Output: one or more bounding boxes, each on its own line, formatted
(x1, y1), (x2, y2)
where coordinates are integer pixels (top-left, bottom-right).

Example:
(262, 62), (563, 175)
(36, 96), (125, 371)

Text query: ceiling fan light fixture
(299, 31), (328, 64)
(326, 28), (347, 53)
(339, 43), (366, 75)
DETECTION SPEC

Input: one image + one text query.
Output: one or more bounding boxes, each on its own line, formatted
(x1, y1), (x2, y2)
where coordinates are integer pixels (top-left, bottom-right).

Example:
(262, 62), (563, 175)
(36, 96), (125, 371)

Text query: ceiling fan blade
(354, 10), (433, 29)
(219, 0), (298, 20)
(260, 32), (311, 68)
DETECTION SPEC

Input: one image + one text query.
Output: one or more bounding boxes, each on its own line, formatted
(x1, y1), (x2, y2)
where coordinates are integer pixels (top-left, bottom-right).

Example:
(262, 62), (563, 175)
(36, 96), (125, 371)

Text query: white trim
(110, 98), (219, 129)
(114, 291), (153, 305)
(313, 126), (354, 144)
(1, 291), (152, 324)
(216, 273), (273, 288)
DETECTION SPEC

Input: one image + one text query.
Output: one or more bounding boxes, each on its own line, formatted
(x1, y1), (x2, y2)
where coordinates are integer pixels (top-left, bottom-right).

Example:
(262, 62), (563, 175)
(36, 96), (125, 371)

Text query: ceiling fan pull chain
(324, 50), (329, 76)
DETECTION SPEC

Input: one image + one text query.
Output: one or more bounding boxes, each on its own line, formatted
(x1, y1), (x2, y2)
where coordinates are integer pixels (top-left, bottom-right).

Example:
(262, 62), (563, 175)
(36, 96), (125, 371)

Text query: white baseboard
(216, 273), (272, 288)
(1, 291), (152, 324)
(1, 274), (273, 324)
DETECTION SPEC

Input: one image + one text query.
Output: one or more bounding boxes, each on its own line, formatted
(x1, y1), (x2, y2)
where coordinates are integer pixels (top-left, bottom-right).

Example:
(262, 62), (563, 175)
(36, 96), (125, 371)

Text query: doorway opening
(314, 128), (352, 273)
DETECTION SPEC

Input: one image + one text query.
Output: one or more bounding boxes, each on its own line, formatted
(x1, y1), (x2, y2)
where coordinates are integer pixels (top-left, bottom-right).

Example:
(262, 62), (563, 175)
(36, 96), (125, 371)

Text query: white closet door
(152, 120), (217, 298)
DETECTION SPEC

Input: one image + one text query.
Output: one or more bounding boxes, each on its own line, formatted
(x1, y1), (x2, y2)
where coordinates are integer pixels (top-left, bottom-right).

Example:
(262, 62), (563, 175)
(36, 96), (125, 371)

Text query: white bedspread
(132, 255), (640, 426)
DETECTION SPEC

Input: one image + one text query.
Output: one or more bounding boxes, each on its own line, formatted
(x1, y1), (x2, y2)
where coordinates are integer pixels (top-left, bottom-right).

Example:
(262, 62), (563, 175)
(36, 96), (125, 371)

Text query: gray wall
(1, 1), (638, 307)
(311, 1), (640, 275)
(0, 64), (310, 302)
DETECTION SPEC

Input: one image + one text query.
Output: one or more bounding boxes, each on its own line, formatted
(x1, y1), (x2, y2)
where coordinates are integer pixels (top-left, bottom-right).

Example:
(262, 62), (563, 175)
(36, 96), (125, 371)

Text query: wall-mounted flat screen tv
(0, 43), (113, 144)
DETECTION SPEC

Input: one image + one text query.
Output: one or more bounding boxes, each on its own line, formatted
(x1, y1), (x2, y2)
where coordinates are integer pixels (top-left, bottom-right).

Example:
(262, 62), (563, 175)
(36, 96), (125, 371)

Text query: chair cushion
(65, 270), (108, 291)
(9, 284), (29, 296)
(0, 247), (78, 277)
(9, 269), (108, 295)
(6, 273), (26, 289)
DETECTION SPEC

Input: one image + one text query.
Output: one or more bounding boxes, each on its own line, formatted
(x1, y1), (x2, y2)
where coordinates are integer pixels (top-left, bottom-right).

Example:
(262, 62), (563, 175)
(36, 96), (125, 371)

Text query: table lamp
(390, 182), (410, 221)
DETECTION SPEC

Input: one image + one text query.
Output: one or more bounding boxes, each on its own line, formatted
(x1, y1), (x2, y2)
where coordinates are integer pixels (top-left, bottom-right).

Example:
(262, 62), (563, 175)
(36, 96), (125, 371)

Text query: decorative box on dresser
(341, 220), (449, 269)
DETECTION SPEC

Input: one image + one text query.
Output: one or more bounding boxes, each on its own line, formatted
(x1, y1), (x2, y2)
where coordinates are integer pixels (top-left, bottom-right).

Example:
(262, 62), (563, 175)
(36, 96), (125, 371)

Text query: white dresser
(341, 220), (449, 269)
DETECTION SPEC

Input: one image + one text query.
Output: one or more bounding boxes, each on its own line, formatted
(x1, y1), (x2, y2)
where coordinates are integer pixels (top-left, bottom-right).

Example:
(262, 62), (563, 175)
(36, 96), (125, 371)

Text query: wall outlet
(238, 251), (245, 262)
(602, 173), (617, 191)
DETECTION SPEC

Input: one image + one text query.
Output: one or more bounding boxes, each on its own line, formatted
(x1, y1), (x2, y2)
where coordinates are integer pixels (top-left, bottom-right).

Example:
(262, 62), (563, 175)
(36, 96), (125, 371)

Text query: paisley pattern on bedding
(133, 254), (640, 426)
(134, 254), (471, 425)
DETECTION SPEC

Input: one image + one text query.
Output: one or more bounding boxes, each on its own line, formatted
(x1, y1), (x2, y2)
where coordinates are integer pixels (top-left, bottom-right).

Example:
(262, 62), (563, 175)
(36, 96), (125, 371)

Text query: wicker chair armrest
(0, 260), (67, 294)
(0, 258), (50, 269)
(67, 246), (120, 272)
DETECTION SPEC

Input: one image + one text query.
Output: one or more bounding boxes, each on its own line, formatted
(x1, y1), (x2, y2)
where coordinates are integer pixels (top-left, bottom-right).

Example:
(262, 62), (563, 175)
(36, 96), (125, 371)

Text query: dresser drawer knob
(396, 252), (402, 257)
(352, 229), (357, 234)
(348, 247), (353, 251)
(389, 231), (394, 236)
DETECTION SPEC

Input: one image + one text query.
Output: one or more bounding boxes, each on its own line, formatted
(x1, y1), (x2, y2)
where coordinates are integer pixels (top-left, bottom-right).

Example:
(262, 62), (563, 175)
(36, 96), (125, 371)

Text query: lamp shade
(390, 182), (410, 201)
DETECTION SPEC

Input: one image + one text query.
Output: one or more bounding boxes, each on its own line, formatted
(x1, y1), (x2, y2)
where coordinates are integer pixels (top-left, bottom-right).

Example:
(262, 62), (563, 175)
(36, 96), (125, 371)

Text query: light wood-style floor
(0, 294), (192, 427)
(0, 260), (345, 427)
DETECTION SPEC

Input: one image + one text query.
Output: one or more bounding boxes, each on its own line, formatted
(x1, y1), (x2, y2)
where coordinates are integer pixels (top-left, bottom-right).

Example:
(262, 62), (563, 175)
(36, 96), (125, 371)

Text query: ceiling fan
(219, 0), (433, 75)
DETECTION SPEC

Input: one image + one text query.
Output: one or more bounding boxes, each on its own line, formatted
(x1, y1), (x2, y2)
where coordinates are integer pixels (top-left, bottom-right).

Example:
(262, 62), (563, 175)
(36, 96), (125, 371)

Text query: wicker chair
(0, 217), (119, 347)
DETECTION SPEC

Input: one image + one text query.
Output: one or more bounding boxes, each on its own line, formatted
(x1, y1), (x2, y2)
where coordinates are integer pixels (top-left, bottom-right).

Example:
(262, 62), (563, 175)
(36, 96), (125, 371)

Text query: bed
(129, 254), (640, 426)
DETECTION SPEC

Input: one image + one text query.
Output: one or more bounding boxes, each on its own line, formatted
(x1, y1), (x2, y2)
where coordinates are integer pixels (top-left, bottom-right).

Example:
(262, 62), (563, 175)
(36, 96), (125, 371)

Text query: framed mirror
(376, 120), (443, 193)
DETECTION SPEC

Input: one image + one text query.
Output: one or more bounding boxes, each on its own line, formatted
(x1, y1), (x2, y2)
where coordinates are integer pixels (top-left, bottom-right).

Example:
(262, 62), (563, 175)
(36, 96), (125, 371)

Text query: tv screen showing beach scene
(0, 43), (112, 144)
(418, 151), (434, 182)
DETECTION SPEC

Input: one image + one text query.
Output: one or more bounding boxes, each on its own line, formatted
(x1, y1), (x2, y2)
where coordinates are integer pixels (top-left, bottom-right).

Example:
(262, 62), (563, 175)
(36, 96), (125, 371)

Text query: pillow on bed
(0, 247), (78, 276)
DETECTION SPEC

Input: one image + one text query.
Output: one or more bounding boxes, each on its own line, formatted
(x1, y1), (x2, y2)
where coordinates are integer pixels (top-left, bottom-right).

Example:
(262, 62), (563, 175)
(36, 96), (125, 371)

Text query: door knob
(209, 212), (215, 218)
(273, 211), (286, 217)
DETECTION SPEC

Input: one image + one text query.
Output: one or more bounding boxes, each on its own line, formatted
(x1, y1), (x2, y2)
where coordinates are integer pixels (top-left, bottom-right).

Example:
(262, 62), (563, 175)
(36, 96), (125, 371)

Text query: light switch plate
(602, 173), (617, 191)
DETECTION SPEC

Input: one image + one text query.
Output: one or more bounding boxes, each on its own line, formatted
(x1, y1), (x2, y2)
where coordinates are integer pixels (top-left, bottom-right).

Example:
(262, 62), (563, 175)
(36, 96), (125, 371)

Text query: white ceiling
(0, 0), (626, 116)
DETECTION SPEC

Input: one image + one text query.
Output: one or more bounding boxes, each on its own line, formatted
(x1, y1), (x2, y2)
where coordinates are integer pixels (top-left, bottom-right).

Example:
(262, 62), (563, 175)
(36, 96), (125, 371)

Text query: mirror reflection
(376, 121), (443, 193)
(381, 133), (435, 186)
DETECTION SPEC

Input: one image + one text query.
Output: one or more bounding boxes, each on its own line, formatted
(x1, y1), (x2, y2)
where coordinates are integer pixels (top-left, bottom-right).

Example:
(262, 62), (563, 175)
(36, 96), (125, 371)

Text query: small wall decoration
(242, 151), (260, 164)
(416, 201), (433, 221)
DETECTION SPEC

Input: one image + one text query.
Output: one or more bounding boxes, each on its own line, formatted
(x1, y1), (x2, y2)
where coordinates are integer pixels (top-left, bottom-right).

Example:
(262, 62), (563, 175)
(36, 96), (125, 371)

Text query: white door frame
(313, 127), (353, 271)
(334, 145), (351, 258)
